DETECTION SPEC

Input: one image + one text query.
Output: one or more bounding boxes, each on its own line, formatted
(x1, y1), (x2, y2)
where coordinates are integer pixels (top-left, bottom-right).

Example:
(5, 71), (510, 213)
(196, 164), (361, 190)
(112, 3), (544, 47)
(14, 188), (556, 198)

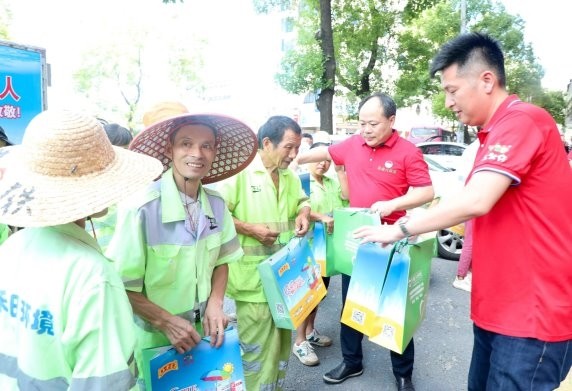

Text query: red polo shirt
(328, 131), (431, 223)
(470, 95), (572, 341)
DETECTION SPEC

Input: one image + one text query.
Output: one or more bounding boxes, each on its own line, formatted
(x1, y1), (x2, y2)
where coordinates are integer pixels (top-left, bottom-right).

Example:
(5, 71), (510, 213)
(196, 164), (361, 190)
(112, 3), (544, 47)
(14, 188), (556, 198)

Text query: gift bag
(325, 208), (381, 275)
(369, 236), (436, 354)
(299, 172), (311, 197)
(142, 327), (245, 391)
(312, 221), (336, 277)
(340, 242), (393, 335)
(258, 236), (327, 330)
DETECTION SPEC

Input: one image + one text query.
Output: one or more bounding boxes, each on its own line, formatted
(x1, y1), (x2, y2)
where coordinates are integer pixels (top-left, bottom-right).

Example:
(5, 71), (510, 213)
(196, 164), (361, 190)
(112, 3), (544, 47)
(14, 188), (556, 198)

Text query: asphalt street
(226, 256), (474, 391)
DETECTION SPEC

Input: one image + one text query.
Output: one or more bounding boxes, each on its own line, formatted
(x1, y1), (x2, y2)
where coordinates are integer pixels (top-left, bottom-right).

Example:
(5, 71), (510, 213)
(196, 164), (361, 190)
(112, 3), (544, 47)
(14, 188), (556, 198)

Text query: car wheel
(436, 228), (464, 261)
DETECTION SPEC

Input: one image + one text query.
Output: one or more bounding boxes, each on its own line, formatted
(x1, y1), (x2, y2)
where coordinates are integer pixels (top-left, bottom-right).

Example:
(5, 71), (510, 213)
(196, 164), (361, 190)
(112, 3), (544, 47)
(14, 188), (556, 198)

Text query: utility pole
(461, 0), (467, 33)
(457, 0), (468, 143)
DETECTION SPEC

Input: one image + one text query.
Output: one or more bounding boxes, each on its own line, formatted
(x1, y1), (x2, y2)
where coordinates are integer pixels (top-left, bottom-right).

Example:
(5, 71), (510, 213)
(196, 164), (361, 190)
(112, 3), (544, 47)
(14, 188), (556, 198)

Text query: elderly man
(217, 115), (311, 390)
(105, 112), (258, 388)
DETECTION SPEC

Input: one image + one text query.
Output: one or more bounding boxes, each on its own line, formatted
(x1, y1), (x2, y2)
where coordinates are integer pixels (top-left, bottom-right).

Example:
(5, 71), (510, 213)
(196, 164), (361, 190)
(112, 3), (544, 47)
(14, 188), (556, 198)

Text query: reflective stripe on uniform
(0, 353), (135, 391)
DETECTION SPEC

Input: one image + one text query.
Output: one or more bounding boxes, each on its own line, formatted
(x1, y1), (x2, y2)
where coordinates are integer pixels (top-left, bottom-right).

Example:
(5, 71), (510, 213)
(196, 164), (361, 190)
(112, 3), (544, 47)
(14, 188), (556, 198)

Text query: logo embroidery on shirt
(482, 143), (511, 163)
(378, 160), (397, 174)
(251, 185), (261, 193)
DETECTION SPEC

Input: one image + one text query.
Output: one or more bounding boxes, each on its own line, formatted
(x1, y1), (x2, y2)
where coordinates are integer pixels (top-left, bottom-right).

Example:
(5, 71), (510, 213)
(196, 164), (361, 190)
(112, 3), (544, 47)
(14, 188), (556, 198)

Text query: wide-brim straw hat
(130, 113), (258, 184)
(142, 101), (189, 128)
(0, 110), (163, 227)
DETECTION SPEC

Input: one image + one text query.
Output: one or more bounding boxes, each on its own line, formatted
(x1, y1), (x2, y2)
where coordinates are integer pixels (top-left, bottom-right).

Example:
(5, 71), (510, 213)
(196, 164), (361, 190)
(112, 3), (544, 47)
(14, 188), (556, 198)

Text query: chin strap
(87, 216), (98, 242)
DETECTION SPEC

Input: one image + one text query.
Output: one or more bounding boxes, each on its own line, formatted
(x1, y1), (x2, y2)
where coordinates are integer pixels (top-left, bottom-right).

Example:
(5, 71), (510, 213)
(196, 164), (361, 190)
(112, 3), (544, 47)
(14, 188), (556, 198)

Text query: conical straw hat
(130, 113), (258, 184)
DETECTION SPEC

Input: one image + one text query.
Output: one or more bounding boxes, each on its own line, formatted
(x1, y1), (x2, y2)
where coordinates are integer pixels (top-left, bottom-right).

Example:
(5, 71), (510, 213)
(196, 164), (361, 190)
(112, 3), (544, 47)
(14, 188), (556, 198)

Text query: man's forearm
(296, 147), (331, 164)
(209, 264), (228, 308)
(392, 186), (435, 211)
(126, 291), (172, 331)
(233, 217), (255, 237)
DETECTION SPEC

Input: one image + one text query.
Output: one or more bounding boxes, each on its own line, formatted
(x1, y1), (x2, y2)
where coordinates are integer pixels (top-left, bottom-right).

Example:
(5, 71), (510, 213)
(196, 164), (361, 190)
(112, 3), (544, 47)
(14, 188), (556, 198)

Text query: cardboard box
(142, 327), (245, 391)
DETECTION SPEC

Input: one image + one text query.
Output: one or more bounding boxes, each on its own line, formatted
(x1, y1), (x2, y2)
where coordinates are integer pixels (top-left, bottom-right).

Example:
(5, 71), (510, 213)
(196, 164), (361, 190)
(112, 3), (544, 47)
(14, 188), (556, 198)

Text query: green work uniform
(106, 168), (243, 382)
(0, 224), (137, 390)
(0, 223), (9, 245)
(309, 174), (345, 215)
(217, 154), (310, 390)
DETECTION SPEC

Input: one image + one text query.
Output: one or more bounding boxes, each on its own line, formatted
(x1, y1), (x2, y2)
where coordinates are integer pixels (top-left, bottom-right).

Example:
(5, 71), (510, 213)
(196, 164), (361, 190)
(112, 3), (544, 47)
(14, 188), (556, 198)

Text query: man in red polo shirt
(297, 92), (434, 391)
(355, 33), (572, 391)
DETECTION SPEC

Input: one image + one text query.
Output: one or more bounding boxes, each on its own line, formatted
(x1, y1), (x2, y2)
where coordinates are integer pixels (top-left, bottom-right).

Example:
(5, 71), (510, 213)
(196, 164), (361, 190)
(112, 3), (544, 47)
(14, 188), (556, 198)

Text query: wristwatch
(398, 217), (412, 238)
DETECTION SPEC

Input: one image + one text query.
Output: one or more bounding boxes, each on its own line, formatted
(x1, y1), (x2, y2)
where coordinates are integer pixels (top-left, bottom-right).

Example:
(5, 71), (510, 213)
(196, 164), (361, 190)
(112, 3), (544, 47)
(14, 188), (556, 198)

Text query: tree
(0, 0), (12, 39)
(257, 0), (439, 132)
(73, 8), (206, 130)
(537, 90), (567, 127)
(395, 0), (547, 119)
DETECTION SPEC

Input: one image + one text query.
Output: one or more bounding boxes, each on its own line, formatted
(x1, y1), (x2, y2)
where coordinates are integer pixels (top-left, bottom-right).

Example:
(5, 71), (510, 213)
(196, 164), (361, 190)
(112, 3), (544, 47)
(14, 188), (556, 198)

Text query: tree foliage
(73, 9), (206, 129)
(396, 0), (544, 107)
(267, 0), (567, 126)
(536, 90), (567, 127)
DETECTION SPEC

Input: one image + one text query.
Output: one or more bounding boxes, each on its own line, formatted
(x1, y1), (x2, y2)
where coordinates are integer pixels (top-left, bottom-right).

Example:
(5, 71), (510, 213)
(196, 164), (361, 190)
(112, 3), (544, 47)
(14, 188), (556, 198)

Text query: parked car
(423, 156), (465, 261)
(416, 141), (468, 171)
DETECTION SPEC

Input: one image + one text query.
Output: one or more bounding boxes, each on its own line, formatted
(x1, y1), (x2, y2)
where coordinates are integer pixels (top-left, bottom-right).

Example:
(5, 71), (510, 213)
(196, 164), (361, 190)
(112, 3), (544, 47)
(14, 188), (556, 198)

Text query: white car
(416, 141), (468, 171)
(423, 156), (465, 260)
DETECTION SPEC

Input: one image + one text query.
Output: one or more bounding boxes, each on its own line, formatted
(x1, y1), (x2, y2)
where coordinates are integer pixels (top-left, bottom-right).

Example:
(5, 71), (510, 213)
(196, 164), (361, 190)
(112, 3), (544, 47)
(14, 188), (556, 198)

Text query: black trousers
(340, 273), (415, 378)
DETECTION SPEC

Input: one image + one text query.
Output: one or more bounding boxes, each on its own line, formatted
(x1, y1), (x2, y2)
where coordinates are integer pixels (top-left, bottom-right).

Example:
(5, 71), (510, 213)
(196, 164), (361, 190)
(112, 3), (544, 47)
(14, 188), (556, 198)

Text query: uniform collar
(477, 94), (521, 143)
(54, 222), (101, 252)
(160, 167), (213, 223)
(253, 152), (291, 176)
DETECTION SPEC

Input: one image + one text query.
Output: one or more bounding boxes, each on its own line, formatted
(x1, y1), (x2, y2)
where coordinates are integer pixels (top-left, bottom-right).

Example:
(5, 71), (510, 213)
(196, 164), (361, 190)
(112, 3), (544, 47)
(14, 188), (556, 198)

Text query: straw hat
(0, 110), (163, 227)
(142, 101), (189, 128)
(130, 113), (258, 184)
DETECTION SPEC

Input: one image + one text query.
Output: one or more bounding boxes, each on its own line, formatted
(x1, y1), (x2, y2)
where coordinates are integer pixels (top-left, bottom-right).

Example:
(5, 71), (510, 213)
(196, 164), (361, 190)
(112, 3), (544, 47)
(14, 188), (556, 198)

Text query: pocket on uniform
(146, 246), (181, 288)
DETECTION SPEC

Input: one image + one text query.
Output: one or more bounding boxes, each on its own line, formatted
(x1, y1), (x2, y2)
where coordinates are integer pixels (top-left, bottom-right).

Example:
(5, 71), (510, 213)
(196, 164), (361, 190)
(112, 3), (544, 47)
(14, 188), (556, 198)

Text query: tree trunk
(316, 0), (335, 134)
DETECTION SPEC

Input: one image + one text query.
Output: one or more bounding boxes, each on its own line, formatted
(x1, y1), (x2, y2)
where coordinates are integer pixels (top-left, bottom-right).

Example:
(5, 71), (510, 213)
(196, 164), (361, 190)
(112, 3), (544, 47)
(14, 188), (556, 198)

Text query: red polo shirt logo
(378, 160), (397, 174)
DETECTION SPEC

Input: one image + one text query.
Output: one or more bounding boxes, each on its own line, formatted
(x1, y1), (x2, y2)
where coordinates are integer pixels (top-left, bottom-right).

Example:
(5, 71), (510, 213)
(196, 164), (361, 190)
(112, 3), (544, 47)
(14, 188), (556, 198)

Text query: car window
(419, 144), (441, 155)
(411, 128), (438, 138)
(443, 145), (465, 156)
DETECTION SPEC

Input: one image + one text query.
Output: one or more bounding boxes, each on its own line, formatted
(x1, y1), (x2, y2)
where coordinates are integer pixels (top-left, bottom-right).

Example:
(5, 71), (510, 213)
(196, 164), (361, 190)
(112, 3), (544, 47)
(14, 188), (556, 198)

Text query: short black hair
(302, 133), (314, 141)
(258, 116), (302, 148)
(103, 123), (133, 147)
(429, 32), (506, 87)
(358, 92), (397, 118)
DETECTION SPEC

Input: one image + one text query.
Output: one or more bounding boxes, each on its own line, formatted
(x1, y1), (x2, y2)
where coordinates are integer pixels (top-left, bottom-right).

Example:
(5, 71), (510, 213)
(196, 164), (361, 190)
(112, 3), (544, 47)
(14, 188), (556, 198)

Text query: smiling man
(105, 113), (257, 389)
(217, 115), (311, 390)
(297, 93), (434, 391)
(354, 33), (572, 391)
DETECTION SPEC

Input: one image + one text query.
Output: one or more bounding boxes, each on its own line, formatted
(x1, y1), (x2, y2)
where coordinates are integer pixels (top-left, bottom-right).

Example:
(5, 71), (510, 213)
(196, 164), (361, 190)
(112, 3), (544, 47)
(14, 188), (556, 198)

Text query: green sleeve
(64, 262), (137, 389)
(105, 205), (147, 292)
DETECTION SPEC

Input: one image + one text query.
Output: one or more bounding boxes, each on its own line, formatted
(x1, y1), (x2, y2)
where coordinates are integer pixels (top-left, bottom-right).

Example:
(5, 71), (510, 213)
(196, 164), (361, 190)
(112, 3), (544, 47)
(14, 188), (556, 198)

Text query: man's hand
(370, 200), (397, 217)
(162, 315), (202, 354)
(321, 215), (334, 234)
(250, 224), (280, 246)
(353, 224), (403, 246)
(295, 207), (311, 236)
(203, 303), (227, 348)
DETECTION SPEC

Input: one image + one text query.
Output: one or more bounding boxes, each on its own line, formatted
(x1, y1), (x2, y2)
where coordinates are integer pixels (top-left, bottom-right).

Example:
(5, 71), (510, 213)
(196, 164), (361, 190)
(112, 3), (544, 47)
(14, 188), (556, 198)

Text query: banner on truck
(0, 40), (48, 144)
